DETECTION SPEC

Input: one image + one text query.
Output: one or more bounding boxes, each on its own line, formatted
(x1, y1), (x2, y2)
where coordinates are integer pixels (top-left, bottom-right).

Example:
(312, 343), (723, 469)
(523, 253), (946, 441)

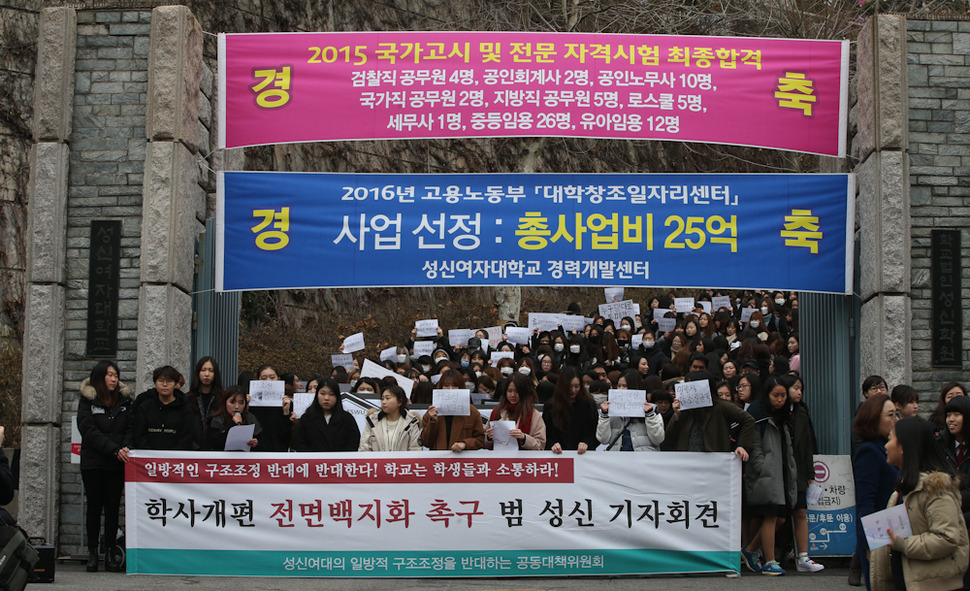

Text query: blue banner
(217, 172), (853, 293)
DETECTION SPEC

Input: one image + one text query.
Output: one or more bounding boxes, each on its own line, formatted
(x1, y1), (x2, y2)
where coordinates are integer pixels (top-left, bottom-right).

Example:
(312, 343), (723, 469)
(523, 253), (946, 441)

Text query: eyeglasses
(868, 384), (888, 393)
(737, 384), (751, 390)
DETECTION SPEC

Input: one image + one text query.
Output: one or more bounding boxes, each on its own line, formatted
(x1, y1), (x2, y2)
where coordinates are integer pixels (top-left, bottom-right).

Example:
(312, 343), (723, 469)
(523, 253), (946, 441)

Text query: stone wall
(907, 19), (970, 404)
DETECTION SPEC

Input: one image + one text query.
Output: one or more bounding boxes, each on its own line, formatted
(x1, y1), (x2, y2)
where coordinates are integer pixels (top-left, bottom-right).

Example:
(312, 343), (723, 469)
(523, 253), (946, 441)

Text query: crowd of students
(83, 287), (970, 583)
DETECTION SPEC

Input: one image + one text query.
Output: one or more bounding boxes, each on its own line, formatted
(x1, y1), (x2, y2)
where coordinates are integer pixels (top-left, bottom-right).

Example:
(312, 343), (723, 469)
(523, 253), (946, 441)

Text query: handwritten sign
(599, 300), (639, 324)
(560, 315), (588, 333)
(861, 504), (912, 551)
(608, 389), (647, 418)
(448, 329), (471, 347)
(605, 288), (624, 303)
(631, 334), (643, 350)
(415, 319), (439, 338)
(674, 298), (695, 314)
(413, 341), (435, 358)
(698, 301), (712, 315)
(331, 353), (354, 370)
(656, 316), (677, 333)
(675, 380), (713, 411)
(432, 389), (471, 416)
(505, 327), (531, 346)
(483, 326), (503, 348)
(342, 332), (365, 354)
(528, 313), (564, 333)
(712, 296), (732, 312)
(248, 380), (284, 407)
(224, 424), (255, 451)
(292, 392), (315, 418)
(740, 307), (756, 323)
(490, 351), (515, 365)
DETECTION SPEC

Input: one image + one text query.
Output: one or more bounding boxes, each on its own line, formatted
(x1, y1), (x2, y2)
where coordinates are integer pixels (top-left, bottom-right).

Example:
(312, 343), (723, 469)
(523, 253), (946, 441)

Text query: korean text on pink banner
(218, 31), (848, 156)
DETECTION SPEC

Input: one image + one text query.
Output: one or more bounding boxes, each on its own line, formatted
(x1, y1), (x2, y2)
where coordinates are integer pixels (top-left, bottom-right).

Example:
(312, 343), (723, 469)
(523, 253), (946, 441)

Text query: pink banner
(219, 32), (848, 156)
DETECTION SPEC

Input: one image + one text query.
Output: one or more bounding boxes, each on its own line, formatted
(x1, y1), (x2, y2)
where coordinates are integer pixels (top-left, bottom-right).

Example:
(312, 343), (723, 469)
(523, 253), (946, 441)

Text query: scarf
(490, 404), (534, 448)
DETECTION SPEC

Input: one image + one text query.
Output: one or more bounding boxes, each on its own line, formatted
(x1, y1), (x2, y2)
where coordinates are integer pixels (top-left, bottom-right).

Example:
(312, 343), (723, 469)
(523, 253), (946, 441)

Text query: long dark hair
(209, 386), (251, 424)
(931, 382), (967, 430)
(190, 356), (224, 397)
(943, 396), (970, 446)
(894, 417), (955, 496)
(305, 378), (346, 418)
(761, 376), (790, 424)
(495, 373), (536, 424)
(90, 360), (120, 406)
(548, 366), (592, 433)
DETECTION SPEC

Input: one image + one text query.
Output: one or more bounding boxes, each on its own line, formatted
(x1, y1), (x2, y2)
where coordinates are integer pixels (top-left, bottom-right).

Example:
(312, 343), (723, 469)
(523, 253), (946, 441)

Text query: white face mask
(465, 382), (476, 390)
(760, 306), (769, 315)
(750, 320), (761, 329)
(421, 365), (431, 373)
(554, 343), (565, 352)
(775, 298), (785, 306)
(475, 371), (482, 378)
(518, 367), (531, 376)
(570, 345), (581, 354)
(620, 324), (631, 331)
(396, 354), (407, 363)
(644, 341), (655, 348)
(500, 367), (513, 376)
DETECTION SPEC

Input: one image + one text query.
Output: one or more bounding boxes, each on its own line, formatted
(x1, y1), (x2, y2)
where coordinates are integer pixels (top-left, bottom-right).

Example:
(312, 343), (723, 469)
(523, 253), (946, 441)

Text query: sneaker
(762, 560), (786, 576)
(740, 547), (763, 573)
(796, 557), (825, 573)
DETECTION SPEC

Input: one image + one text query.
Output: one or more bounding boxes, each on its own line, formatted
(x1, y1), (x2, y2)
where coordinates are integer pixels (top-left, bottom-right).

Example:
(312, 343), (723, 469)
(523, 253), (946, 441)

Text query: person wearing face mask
(496, 358), (516, 379)
(517, 358), (539, 387)
(562, 335), (591, 373)
(760, 297), (789, 338)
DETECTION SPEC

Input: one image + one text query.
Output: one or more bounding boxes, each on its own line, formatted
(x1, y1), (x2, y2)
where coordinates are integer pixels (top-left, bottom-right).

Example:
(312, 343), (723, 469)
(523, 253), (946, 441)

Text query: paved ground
(42, 559), (854, 590)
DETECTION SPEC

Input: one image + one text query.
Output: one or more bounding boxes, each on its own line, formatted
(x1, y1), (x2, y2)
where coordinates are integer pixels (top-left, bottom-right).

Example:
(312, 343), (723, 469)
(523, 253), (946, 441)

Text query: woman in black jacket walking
(77, 360), (132, 572)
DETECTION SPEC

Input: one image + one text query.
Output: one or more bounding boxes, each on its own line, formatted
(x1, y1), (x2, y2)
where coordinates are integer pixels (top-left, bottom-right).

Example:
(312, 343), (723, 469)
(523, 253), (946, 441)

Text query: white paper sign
(484, 326), (504, 348)
(656, 316), (677, 333)
(674, 298), (695, 314)
(505, 327), (531, 346)
(413, 341), (435, 358)
(360, 359), (414, 397)
(415, 319), (439, 337)
(489, 351), (515, 365)
(448, 329), (471, 347)
(528, 313), (563, 333)
(712, 296), (732, 312)
(432, 389), (471, 416)
(631, 334), (643, 350)
(491, 420), (519, 453)
(342, 332), (365, 354)
(598, 300), (638, 324)
(604, 288), (624, 303)
(608, 389), (647, 418)
(292, 392), (315, 419)
(331, 353), (354, 370)
(248, 380), (285, 407)
(698, 301), (712, 315)
(674, 380), (714, 411)
(224, 424), (256, 451)
(71, 417), (81, 464)
(379, 346), (398, 362)
(740, 307), (756, 323)
(861, 504), (913, 550)
(560, 315), (588, 332)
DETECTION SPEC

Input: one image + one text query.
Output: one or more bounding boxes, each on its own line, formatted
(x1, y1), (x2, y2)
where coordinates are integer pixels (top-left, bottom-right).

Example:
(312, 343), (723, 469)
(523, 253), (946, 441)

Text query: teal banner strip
(128, 548), (738, 577)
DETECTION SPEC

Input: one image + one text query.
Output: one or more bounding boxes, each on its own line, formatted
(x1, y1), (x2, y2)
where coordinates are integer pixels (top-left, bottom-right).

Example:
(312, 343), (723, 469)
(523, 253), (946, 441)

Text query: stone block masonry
(908, 19), (970, 404)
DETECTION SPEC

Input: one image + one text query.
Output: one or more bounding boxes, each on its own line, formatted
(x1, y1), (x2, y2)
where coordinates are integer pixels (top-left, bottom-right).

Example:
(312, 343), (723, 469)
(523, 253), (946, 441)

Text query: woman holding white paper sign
(359, 386), (422, 452)
(870, 417), (968, 591)
(420, 371), (485, 452)
(596, 370), (664, 452)
(250, 364), (292, 452)
(485, 374), (546, 451)
(205, 386), (261, 450)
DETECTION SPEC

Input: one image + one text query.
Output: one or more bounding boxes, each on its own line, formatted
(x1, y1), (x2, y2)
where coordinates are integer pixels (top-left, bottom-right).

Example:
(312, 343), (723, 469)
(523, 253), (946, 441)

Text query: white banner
(126, 451), (740, 577)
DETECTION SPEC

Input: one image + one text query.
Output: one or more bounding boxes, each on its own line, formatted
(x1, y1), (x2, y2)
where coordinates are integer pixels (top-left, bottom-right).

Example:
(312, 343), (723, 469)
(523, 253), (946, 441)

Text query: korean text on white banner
(126, 451), (740, 577)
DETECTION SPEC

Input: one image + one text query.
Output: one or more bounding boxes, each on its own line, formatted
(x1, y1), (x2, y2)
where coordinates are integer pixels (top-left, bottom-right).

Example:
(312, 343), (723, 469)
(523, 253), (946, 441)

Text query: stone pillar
(21, 7), (76, 543)
(135, 5), (204, 392)
(854, 15), (911, 389)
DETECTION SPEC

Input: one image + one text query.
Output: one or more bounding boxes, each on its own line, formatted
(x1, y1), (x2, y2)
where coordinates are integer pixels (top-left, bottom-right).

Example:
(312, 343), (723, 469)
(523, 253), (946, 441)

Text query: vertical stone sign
(931, 229), (962, 368)
(86, 220), (121, 357)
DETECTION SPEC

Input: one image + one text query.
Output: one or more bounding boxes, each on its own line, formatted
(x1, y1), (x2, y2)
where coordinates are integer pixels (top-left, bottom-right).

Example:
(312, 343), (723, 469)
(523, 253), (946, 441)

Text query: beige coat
(358, 408), (423, 451)
(484, 408), (546, 450)
(871, 471), (969, 591)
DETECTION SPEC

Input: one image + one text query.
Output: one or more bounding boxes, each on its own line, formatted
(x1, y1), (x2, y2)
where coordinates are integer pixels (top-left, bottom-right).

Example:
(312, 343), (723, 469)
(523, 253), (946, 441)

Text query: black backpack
(0, 525), (39, 591)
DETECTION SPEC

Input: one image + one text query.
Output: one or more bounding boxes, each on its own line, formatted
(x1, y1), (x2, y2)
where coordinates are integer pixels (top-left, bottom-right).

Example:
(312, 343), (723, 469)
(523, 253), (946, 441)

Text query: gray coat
(744, 402), (797, 508)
